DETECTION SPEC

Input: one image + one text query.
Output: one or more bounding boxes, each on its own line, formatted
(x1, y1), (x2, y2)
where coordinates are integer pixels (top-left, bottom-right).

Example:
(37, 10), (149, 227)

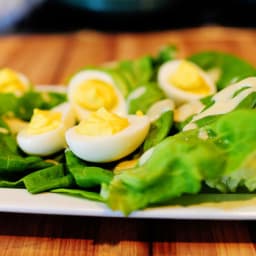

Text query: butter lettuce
(105, 109), (256, 214)
(105, 129), (226, 215)
(204, 109), (256, 192)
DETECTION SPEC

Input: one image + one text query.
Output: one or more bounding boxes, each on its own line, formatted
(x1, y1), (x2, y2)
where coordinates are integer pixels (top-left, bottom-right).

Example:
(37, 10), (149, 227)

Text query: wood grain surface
(1, 26), (256, 256)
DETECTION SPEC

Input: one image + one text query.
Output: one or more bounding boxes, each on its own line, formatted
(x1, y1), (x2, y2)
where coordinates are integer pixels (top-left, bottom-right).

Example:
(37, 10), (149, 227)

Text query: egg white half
(158, 60), (216, 104)
(65, 115), (150, 163)
(67, 70), (127, 120)
(17, 102), (76, 156)
(0, 69), (31, 96)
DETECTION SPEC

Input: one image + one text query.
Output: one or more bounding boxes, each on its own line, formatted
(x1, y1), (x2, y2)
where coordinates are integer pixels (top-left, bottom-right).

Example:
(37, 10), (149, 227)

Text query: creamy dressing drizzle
(139, 147), (155, 166)
(0, 127), (9, 134)
(174, 100), (204, 122)
(146, 99), (175, 122)
(198, 128), (209, 140)
(183, 77), (256, 131)
(127, 86), (146, 100)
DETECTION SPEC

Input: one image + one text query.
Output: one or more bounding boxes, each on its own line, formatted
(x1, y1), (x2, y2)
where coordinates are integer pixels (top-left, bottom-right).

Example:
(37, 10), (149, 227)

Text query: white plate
(1, 85), (256, 219)
(2, 188), (256, 219)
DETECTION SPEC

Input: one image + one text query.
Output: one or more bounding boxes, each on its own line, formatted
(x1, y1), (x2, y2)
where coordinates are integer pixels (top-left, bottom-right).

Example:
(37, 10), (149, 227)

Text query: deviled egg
(0, 68), (30, 96)
(67, 70), (127, 120)
(158, 60), (216, 104)
(65, 108), (150, 163)
(17, 102), (76, 156)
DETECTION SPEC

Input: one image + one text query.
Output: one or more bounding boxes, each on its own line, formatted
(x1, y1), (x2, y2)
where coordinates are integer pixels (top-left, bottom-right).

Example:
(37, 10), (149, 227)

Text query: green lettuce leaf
(127, 82), (165, 114)
(16, 91), (67, 121)
(0, 133), (18, 154)
(143, 110), (173, 151)
(0, 133), (53, 180)
(106, 129), (226, 215)
(65, 150), (114, 188)
(0, 90), (66, 121)
(153, 44), (177, 67)
(120, 44), (177, 85)
(117, 56), (154, 86)
(204, 109), (256, 192)
(23, 164), (74, 194)
(0, 155), (51, 175)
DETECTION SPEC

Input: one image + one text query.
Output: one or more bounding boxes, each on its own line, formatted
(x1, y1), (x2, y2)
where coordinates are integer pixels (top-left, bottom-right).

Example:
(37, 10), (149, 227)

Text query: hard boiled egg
(67, 70), (127, 120)
(0, 68), (30, 96)
(158, 60), (216, 104)
(65, 108), (150, 163)
(17, 102), (76, 156)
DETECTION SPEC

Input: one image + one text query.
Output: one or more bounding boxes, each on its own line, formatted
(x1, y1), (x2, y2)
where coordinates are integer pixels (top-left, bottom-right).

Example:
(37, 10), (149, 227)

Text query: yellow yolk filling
(114, 159), (138, 173)
(0, 68), (27, 95)
(136, 110), (144, 116)
(73, 79), (118, 111)
(169, 60), (211, 94)
(26, 109), (62, 134)
(75, 108), (129, 136)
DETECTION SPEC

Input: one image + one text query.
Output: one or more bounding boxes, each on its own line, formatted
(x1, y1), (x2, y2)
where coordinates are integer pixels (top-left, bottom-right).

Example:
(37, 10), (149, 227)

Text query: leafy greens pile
(1, 46), (256, 216)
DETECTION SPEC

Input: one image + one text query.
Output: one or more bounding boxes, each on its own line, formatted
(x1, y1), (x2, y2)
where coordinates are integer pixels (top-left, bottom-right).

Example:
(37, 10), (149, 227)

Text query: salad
(0, 46), (256, 216)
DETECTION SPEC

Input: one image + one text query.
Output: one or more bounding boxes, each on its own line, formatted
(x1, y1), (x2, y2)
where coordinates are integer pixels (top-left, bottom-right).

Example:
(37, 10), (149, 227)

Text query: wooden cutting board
(0, 26), (256, 86)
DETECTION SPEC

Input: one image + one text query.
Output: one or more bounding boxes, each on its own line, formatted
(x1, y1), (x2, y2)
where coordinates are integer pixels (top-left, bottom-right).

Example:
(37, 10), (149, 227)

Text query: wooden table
(1, 26), (256, 255)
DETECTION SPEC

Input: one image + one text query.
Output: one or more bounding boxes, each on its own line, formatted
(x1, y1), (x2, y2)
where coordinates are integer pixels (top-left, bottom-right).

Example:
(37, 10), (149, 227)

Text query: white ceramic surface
(1, 188), (256, 219)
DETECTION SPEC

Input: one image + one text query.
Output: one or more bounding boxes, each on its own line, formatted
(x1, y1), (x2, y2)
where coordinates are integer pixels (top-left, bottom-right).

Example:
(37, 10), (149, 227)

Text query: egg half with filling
(158, 60), (216, 104)
(0, 68), (30, 96)
(17, 102), (76, 156)
(65, 108), (150, 163)
(67, 70), (127, 120)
